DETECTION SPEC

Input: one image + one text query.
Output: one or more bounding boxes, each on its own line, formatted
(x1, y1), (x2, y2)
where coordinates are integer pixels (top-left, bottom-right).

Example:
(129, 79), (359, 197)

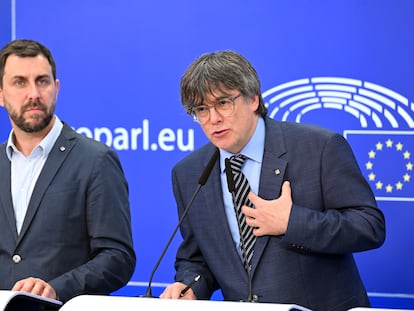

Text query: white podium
(1, 292), (410, 311)
(0, 290), (62, 311)
(60, 295), (311, 311)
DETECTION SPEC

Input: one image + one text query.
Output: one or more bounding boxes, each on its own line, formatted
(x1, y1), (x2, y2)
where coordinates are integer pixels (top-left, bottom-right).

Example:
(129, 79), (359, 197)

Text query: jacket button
(12, 255), (21, 263)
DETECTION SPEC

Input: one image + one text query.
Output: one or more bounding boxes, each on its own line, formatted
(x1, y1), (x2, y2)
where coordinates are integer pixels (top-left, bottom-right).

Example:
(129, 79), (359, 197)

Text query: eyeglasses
(191, 93), (242, 124)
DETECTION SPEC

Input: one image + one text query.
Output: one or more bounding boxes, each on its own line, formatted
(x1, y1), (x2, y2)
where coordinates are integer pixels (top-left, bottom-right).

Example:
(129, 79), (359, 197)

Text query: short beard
(9, 101), (55, 133)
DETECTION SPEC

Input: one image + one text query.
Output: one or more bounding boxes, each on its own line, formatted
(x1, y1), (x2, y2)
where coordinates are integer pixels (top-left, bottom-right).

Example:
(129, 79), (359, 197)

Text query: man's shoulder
(173, 143), (216, 170)
(60, 122), (113, 150)
(266, 118), (337, 138)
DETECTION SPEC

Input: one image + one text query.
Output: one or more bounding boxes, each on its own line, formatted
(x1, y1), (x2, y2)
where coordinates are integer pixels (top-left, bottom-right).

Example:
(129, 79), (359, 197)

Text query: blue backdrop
(1, 1), (413, 309)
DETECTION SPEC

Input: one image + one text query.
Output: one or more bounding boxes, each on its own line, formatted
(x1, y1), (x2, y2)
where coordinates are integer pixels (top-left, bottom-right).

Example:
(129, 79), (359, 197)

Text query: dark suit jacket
(0, 122), (136, 303)
(171, 117), (385, 311)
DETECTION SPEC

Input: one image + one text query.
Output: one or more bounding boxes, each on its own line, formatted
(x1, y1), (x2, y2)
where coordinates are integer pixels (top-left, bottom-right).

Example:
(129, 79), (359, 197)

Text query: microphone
(225, 158), (257, 303)
(141, 148), (220, 298)
(225, 158), (235, 193)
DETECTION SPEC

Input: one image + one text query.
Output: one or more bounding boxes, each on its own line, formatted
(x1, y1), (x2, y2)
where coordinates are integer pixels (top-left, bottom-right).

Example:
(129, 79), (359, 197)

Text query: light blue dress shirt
(219, 117), (265, 259)
(6, 116), (63, 234)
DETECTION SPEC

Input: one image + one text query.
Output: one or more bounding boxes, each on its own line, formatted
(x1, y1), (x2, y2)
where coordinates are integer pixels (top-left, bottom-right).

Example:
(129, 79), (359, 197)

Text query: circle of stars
(365, 138), (412, 194)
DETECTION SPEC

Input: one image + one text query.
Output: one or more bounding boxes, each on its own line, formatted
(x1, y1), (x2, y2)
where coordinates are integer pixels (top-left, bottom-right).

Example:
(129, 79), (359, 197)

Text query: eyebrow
(35, 74), (52, 80)
(203, 93), (235, 104)
(11, 74), (51, 81)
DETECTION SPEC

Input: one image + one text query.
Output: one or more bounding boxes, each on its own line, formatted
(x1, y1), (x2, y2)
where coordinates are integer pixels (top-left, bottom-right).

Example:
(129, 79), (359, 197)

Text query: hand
(242, 181), (292, 236)
(12, 277), (58, 300)
(159, 282), (196, 300)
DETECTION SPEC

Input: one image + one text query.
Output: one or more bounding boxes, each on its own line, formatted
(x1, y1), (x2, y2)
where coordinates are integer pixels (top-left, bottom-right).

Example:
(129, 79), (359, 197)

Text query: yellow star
(385, 139), (393, 148)
(396, 142), (403, 151)
(375, 142), (383, 151)
(368, 172), (376, 181)
(403, 150), (411, 160)
(403, 173), (411, 182)
(385, 184), (393, 193)
(376, 181), (383, 190)
(395, 182), (403, 190)
(407, 162), (413, 171)
(368, 150), (376, 159)
(366, 161), (373, 170)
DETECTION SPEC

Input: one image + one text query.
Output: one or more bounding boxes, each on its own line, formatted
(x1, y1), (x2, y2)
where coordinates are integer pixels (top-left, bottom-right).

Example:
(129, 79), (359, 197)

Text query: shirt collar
(219, 117), (265, 172)
(6, 115), (63, 161)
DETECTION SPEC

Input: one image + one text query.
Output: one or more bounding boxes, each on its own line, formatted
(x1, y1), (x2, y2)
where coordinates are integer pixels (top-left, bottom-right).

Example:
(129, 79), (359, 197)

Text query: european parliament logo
(263, 77), (414, 202)
(344, 130), (413, 201)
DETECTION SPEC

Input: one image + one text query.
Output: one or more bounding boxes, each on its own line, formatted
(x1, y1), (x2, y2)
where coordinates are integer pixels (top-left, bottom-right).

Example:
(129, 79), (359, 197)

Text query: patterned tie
(228, 154), (256, 271)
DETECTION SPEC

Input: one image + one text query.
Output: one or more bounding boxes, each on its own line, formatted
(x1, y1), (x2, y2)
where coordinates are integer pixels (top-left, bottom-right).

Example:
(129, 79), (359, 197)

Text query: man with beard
(0, 39), (136, 303)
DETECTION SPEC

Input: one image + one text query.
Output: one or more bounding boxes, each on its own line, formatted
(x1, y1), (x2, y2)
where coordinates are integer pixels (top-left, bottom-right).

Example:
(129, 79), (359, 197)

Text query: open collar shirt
(6, 116), (63, 234)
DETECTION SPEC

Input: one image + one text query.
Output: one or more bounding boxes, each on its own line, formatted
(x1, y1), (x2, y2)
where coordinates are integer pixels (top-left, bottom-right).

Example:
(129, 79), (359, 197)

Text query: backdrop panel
(1, 1), (413, 309)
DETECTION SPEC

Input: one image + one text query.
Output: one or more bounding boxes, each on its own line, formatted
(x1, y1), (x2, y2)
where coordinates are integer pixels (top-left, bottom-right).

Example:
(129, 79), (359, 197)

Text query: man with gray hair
(160, 50), (385, 311)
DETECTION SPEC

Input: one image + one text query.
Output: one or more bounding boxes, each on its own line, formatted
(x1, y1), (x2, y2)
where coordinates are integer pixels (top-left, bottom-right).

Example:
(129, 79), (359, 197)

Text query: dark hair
(0, 39), (57, 88)
(180, 50), (267, 118)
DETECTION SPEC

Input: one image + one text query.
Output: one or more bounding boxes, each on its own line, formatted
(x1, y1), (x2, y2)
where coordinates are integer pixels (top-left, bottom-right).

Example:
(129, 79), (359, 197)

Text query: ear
(55, 79), (60, 100)
(0, 87), (4, 107)
(250, 94), (259, 111)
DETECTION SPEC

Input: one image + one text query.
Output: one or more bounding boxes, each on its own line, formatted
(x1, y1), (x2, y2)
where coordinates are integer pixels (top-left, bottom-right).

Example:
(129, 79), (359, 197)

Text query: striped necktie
(228, 154), (256, 271)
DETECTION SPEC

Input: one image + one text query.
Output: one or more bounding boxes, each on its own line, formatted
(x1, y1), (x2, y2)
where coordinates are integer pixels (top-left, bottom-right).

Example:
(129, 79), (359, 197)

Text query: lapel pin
(59, 146), (66, 152)
(274, 169), (281, 175)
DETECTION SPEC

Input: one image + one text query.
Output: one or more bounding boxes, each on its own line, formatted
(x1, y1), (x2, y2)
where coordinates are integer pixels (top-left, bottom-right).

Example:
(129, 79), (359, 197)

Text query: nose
(27, 82), (41, 101)
(208, 106), (223, 123)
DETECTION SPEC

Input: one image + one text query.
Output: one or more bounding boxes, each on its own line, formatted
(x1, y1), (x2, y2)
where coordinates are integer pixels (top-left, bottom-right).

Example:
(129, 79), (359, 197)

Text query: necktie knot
(229, 154), (247, 174)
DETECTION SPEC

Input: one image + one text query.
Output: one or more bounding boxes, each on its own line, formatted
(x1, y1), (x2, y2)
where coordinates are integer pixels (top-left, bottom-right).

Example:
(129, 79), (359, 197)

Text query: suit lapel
(0, 144), (19, 241)
(17, 124), (76, 243)
(202, 147), (248, 271)
(251, 118), (288, 275)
